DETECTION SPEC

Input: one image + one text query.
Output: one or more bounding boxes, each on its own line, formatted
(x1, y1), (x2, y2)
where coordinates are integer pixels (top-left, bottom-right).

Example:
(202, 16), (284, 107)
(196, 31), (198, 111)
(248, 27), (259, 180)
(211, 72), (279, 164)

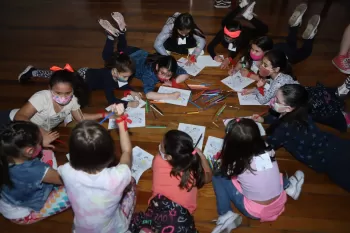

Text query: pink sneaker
(332, 55), (350, 74)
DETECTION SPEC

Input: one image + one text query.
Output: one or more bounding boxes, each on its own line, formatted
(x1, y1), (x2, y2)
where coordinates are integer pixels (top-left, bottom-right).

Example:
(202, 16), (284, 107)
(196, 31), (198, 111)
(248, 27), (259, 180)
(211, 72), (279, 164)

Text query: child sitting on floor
(0, 121), (70, 224)
(130, 130), (212, 233)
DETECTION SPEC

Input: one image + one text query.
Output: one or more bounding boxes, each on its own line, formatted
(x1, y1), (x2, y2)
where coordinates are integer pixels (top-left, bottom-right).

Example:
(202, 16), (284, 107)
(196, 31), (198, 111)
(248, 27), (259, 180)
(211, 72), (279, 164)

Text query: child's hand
(214, 56), (224, 62)
(228, 68), (237, 76)
(256, 79), (266, 88)
(43, 131), (60, 149)
(130, 91), (142, 99)
(220, 58), (230, 69)
(163, 80), (172, 86)
(240, 68), (250, 77)
(241, 88), (254, 95)
(127, 101), (139, 108)
(170, 92), (181, 100)
(252, 114), (264, 123)
(110, 103), (125, 116)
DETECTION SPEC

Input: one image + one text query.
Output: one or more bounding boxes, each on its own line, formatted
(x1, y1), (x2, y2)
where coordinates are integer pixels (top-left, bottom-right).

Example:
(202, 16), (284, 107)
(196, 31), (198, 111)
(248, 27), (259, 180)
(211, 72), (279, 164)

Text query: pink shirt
(232, 150), (287, 222)
(150, 155), (197, 214)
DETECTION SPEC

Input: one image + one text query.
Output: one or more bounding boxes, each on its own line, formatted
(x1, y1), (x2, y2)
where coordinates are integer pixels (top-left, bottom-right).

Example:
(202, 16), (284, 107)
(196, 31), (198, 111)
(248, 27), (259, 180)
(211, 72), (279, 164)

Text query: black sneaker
(214, 0), (231, 8)
(18, 65), (35, 83)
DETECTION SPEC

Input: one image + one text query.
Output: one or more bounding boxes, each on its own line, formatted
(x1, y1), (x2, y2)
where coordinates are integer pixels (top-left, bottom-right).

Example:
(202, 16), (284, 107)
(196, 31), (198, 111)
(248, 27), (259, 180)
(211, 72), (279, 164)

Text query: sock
(336, 77), (350, 96)
(32, 70), (38, 77)
(107, 35), (115, 41)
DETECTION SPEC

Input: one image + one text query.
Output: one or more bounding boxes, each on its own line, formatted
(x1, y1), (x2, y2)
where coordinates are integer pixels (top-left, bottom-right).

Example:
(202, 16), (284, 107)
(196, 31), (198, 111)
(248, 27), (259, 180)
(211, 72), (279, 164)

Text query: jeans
(212, 175), (290, 219)
(102, 33), (141, 62)
(274, 26), (314, 64)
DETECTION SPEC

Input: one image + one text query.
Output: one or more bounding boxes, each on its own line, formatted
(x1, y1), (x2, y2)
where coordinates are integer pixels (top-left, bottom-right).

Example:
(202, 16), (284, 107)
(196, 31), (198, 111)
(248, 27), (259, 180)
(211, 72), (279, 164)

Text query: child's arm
(146, 91), (180, 100)
(196, 149), (212, 184)
(42, 168), (63, 185)
(112, 104), (133, 168)
(207, 31), (222, 59)
(71, 110), (105, 121)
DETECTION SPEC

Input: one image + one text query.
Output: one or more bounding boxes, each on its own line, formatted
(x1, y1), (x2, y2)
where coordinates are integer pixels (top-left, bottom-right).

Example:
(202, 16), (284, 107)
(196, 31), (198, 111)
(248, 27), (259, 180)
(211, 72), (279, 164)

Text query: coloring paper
(221, 72), (255, 91)
(177, 57), (205, 76)
(237, 93), (269, 106)
(131, 146), (154, 183)
(203, 136), (223, 159)
(178, 123), (206, 150)
(108, 108), (146, 129)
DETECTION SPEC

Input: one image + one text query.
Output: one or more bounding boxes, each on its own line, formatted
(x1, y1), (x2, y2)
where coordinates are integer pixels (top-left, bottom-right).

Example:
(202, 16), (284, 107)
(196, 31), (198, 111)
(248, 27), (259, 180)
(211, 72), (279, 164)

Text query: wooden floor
(1, 0), (350, 232)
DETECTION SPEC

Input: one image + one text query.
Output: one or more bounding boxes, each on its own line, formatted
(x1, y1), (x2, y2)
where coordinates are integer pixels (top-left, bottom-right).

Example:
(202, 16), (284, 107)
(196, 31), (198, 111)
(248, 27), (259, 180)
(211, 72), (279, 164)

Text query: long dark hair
(266, 84), (309, 135)
(221, 118), (272, 177)
(146, 55), (178, 76)
(171, 13), (205, 40)
(105, 52), (135, 73)
(241, 36), (273, 68)
(264, 50), (296, 80)
(69, 121), (116, 173)
(49, 70), (90, 108)
(163, 130), (205, 191)
(0, 121), (41, 189)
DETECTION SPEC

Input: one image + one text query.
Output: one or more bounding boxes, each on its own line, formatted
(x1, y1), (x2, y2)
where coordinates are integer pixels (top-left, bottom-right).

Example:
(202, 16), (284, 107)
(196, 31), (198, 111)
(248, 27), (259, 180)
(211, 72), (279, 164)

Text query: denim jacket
(0, 158), (54, 212)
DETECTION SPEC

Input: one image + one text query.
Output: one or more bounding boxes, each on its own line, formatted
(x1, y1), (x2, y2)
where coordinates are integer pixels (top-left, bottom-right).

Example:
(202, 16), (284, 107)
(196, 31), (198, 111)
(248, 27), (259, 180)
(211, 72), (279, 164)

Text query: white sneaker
(211, 211), (242, 233)
(242, 1), (256, 20)
(214, 0), (231, 8)
(285, 170), (305, 200)
(239, 0), (250, 8)
(289, 3), (308, 27)
(302, 15), (320, 39)
(98, 19), (120, 37)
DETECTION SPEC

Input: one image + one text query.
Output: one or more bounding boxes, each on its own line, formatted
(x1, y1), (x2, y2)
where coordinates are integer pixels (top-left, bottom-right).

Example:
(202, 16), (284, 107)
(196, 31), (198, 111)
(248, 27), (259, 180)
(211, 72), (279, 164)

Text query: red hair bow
(50, 63), (74, 72)
(116, 114), (132, 131)
(257, 87), (265, 96)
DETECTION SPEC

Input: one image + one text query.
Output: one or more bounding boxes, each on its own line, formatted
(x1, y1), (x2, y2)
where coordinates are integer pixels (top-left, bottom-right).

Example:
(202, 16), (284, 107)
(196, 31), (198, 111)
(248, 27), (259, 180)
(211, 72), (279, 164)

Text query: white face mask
(273, 102), (288, 113)
(159, 144), (167, 160)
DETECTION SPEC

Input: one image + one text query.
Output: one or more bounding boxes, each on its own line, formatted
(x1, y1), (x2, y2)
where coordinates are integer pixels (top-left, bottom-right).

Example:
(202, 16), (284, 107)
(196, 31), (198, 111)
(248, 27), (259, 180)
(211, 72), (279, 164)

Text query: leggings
(129, 194), (198, 233)
(274, 26), (314, 64)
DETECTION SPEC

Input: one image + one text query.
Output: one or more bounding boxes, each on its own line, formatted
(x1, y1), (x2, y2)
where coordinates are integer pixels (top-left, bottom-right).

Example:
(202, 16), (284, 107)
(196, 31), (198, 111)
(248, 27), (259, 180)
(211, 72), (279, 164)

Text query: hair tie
(120, 51), (124, 54)
(236, 118), (240, 122)
(116, 114), (132, 131)
(191, 148), (197, 155)
(224, 27), (241, 38)
(50, 63), (74, 72)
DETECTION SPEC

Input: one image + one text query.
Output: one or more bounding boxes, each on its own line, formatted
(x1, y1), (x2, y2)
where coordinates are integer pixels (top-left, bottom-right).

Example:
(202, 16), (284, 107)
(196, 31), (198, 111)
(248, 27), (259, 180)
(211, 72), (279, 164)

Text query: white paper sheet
(221, 72), (255, 91)
(196, 55), (223, 67)
(131, 146), (154, 183)
(178, 123), (206, 150)
(237, 93), (269, 106)
(108, 108), (146, 129)
(203, 136), (223, 159)
(105, 96), (145, 111)
(177, 57), (205, 76)
(157, 86), (191, 106)
(223, 117), (266, 136)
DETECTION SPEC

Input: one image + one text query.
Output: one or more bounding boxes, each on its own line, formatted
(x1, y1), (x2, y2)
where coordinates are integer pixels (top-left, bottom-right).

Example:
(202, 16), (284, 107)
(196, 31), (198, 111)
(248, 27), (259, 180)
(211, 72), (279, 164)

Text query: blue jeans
(212, 175), (290, 219)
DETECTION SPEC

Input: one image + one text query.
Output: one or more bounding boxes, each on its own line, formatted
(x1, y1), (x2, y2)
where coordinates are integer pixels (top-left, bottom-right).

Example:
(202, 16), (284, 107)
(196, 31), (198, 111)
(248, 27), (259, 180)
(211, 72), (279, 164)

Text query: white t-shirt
(58, 163), (132, 233)
(10, 90), (80, 131)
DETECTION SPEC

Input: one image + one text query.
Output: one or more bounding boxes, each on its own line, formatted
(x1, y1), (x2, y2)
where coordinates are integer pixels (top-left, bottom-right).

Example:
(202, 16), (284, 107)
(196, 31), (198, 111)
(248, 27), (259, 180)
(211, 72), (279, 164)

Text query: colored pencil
(99, 112), (114, 124)
(150, 104), (164, 116)
(150, 105), (157, 119)
(189, 100), (202, 109)
(184, 81), (192, 90)
(55, 139), (66, 145)
(194, 134), (203, 148)
(212, 121), (219, 128)
(253, 110), (269, 119)
(184, 111), (200, 114)
(146, 125), (167, 128)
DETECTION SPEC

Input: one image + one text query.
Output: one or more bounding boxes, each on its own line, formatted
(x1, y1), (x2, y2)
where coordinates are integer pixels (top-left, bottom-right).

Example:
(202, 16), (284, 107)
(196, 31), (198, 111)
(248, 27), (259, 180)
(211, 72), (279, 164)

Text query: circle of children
(1, 1), (350, 233)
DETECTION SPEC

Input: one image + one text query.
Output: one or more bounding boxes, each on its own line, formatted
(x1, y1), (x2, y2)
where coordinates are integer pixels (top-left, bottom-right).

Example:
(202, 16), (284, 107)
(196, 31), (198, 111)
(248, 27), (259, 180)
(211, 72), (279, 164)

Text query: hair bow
(50, 63), (74, 72)
(116, 114), (132, 131)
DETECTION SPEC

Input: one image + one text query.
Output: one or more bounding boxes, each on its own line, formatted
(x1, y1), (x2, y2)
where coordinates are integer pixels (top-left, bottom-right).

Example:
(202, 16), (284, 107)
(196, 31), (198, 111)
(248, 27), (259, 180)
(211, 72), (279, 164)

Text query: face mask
(159, 144), (167, 160)
(116, 77), (128, 83)
(273, 102), (288, 113)
(32, 145), (42, 158)
(250, 51), (264, 61)
(52, 93), (73, 105)
(259, 66), (272, 77)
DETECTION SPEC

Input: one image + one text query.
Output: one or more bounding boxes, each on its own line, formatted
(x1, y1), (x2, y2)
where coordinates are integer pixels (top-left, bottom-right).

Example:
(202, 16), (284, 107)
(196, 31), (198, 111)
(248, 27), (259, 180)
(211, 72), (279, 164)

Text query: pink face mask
(250, 51), (264, 61)
(259, 66), (272, 77)
(51, 93), (73, 105)
(32, 145), (42, 158)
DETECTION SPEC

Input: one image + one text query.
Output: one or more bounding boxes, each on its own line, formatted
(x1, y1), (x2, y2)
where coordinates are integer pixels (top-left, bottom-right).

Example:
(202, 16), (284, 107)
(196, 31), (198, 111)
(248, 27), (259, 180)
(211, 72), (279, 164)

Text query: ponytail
(163, 130), (205, 191)
(49, 70), (90, 108)
(0, 121), (40, 189)
(105, 52), (135, 73)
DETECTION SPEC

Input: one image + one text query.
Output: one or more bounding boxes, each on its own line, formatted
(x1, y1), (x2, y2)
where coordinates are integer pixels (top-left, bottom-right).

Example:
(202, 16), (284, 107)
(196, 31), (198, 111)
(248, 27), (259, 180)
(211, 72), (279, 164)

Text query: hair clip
(50, 63), (74, 72)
